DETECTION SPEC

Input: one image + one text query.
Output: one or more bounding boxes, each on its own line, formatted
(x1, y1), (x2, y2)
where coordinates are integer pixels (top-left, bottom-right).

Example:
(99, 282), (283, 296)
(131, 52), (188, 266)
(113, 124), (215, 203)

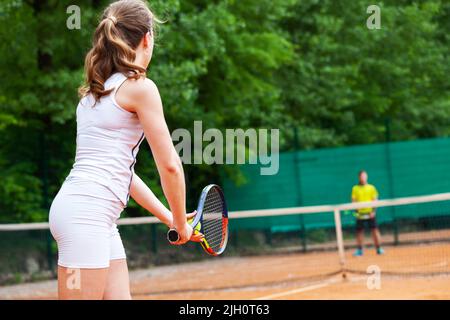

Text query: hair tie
(107, 16), (117, 25)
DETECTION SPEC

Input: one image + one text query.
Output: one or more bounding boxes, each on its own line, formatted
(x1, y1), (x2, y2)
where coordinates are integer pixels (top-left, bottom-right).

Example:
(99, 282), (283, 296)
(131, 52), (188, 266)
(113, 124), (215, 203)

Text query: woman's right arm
(130, 172), (200, 234)
(129, 172), (173, 227)
(127, 78), (195, 244)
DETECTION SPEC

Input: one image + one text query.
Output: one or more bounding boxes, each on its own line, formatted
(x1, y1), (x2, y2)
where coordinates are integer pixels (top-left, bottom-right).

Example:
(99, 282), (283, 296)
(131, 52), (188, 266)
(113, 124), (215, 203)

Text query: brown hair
(79, 0), (158, 102)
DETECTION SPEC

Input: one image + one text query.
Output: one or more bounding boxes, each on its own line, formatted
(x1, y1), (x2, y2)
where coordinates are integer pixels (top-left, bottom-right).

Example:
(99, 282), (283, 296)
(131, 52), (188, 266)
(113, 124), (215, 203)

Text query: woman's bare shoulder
(126, 77), (158, 96)
(120, 76), (161, 112)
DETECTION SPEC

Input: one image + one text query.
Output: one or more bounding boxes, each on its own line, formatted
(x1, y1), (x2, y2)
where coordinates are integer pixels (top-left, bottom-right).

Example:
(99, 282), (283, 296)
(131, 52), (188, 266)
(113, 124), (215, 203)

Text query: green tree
(279, 0), (449, 148)
(0, 0), (448, 222)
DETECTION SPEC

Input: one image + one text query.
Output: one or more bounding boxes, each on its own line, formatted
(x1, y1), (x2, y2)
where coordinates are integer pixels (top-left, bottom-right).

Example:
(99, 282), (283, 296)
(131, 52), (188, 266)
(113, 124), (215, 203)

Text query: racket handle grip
(167, 229), (180, 243)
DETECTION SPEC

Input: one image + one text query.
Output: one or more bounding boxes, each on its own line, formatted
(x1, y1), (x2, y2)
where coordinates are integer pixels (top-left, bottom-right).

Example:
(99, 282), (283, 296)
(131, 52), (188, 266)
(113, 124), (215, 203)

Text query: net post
(334, 209), (346, 272)
(300, 215), (307, 252)
(393, 214), (399, 245)
(265, 229), (273, 245)
(231, 230), (239, 249)
(46, 231), (54, 274)
(151, 224), (158, 254)
(39, 131), (55, 274)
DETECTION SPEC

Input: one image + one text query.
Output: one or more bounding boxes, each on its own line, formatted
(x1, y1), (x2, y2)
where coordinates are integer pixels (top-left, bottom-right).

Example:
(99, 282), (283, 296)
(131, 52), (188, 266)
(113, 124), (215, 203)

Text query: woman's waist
(67, 165), (132, 185)
(63, 174), (128, 205)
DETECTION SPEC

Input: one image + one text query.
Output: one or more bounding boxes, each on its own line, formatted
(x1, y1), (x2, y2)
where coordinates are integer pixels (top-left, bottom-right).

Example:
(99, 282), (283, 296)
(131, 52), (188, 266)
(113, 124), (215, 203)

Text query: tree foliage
(0, 0), (448, 222)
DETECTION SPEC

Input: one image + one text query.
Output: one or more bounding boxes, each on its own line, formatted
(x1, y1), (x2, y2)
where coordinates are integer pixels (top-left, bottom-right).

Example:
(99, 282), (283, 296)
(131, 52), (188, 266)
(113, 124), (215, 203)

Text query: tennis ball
(188, 217), (202, 233)
(194, 221), (202, 233)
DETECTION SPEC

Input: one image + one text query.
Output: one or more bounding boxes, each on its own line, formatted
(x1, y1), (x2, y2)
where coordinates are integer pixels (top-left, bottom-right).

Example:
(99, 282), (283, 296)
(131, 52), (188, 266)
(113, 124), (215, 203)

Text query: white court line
(253, 278), (340, 300)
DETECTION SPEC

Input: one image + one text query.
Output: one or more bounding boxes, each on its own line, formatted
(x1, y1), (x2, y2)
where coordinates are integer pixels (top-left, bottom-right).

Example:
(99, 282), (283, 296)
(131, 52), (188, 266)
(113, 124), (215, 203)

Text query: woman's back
(67, 72), (145, 206)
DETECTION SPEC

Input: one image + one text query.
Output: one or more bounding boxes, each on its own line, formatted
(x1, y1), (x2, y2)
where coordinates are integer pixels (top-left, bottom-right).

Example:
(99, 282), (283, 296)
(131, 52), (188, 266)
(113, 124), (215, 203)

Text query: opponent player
(351, 170), (384, 256)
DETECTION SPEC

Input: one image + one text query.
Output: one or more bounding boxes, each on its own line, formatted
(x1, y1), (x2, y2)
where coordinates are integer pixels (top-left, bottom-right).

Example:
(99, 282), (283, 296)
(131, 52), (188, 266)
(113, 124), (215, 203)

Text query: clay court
(1, 242), (449, 300)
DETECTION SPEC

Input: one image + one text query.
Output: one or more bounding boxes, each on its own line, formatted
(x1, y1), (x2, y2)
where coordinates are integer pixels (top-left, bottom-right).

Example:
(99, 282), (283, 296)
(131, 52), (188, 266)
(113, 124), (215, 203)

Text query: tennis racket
(167, 184), (229, 256)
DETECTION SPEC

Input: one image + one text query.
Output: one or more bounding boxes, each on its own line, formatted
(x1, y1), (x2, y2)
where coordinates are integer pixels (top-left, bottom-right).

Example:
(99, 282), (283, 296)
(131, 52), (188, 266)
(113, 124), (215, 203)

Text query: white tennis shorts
(49, 177), (126, 269)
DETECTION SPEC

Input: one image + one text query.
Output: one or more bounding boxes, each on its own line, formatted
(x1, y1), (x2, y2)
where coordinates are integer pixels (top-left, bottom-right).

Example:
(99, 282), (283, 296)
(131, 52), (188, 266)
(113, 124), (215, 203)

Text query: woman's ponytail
(79, 0), (156, 102)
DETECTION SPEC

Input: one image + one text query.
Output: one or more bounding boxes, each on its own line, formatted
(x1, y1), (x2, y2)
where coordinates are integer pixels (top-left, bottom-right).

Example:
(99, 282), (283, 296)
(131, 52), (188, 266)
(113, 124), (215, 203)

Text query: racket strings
(202, 187), (227, 252)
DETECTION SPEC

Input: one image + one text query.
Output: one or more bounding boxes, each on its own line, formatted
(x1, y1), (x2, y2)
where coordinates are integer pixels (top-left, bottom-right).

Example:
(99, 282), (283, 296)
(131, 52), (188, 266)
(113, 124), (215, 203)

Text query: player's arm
(130, 173), (198, 227)
(370, 186), (379, 218)
(373, 186), (379, 201)
(128, 78), (194, 244)
(351, 186), (357, 202)
(129, 173), (172, 227)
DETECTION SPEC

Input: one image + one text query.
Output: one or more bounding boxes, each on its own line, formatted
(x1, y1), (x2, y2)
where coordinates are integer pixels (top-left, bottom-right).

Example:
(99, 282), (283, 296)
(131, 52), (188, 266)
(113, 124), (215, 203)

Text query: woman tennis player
(49, 0), (202, 300)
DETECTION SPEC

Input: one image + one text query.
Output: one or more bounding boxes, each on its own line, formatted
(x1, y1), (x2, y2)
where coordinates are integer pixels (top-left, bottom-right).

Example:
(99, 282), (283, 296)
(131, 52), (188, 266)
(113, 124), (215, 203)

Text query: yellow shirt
(351, 184), (378, 218)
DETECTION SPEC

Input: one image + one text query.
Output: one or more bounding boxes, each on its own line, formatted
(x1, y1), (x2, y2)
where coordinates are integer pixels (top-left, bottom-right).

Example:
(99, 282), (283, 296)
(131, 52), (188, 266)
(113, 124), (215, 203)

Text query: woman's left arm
(129, 172), (173, 227)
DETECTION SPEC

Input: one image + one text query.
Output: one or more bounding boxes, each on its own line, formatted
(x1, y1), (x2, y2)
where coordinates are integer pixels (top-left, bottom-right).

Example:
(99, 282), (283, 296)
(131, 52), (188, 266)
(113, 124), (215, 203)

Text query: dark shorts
(356, 217), (378, 231)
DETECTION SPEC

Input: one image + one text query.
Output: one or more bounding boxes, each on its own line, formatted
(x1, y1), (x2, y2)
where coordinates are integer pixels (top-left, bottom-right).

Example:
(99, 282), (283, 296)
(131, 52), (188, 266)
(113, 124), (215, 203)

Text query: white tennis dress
(49, 73), (145, 268)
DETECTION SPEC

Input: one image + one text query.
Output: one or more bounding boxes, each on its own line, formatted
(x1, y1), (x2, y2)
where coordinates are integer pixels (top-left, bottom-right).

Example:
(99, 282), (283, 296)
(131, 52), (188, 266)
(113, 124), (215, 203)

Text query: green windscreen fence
(224, 137), (450, 232)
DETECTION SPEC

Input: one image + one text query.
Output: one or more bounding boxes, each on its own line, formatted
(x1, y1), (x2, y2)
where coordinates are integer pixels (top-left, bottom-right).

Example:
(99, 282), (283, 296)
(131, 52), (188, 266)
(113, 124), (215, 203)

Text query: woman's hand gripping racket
(167, 184), (229, 256)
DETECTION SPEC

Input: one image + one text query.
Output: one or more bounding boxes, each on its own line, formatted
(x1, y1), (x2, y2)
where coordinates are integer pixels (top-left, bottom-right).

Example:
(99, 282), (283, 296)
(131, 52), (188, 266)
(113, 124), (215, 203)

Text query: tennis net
(230, 192), (450, 277)
(0, 192), (449, 285)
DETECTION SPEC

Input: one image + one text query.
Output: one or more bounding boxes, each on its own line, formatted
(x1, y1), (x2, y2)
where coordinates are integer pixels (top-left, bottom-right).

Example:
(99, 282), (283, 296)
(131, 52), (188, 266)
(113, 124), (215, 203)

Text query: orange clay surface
(1, 243), (449, 300)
